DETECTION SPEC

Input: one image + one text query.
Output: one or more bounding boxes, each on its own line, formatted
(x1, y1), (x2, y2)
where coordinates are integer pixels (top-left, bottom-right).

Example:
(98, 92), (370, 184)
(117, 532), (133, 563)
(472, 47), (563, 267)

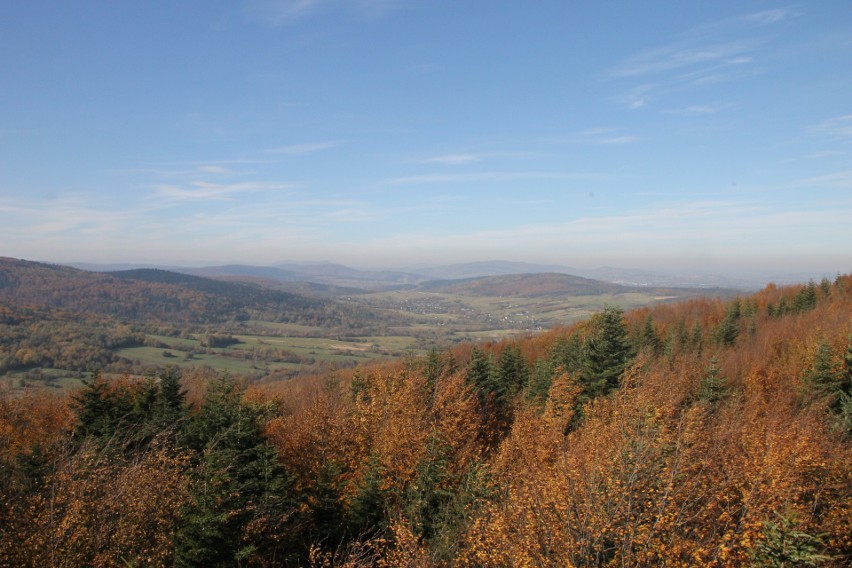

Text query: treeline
(0, 258), (383, 328)
(1, 276), (850, 566)
(0, 258), (410, 382)
(0, 303), (142, 376)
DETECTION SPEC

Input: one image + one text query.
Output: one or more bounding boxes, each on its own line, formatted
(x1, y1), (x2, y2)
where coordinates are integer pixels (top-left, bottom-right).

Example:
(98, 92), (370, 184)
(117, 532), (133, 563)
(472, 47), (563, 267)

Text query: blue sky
(1, 1), (850, 276)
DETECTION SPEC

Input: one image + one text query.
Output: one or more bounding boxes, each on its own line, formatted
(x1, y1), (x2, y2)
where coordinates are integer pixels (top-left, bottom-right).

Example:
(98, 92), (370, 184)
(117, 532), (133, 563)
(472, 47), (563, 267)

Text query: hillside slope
(0, 257), (343, 325)
(257, 274), (851, 565)
(418, 271), (733, 298)
(1, 269), (848, 566)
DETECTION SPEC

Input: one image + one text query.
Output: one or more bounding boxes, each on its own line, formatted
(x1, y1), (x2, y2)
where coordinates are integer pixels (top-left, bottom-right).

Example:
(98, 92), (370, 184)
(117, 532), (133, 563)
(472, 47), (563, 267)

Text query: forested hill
(1, 275), (848, 565)
(109, 268), (305, 305)
(0, 257), (350, 325)
(417, 271), (732, 298)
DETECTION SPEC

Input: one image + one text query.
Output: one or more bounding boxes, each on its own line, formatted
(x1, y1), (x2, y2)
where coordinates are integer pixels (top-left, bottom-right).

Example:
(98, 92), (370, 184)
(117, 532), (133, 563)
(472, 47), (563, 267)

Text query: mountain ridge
(0, 257), (338, 325)
(61, 259), (831, 290)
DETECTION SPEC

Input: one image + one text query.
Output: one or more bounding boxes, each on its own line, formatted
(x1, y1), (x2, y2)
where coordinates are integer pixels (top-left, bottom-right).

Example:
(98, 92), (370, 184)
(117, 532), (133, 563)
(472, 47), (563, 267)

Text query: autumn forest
(1, 267), (850, 566)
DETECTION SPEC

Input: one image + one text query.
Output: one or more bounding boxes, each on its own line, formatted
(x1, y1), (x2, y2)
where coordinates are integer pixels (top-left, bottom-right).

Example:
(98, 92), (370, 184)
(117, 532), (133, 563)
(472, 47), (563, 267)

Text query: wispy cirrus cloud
(352, 0), (404, 20)
(245, 0), (402, 26)
(662, 103), (730, 115)
(793, 170), (852, 190)
(741, 7), (796, 25)
(597, 135), (637, 145)
(0, 195), (157, 238)
(154, 180), (297, 201)
(355, 199), (851, 268)
(608, 40), (757, 79)
(614, 84), (655, 109)
(606, 7), (795, 111)
(263, 141), (343, 155)
(424, 154), (485, 166)
(113, 165), (243, 178)
(802, 150), (846, 160)
(422, 151), (534, 166)
(813, 115), (852, 139)
(197, 165), (235, 175)
(385, 171), (609, 185)
(550, 127), (638, 145)
(244, 0), (328, 26)
(0, 188), (374, 257)
(324, 207), (379, 222)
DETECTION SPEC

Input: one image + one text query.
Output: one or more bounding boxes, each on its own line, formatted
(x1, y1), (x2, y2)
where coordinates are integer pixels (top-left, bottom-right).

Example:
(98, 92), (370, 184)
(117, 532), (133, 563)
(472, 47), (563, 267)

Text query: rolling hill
(0, 257), (352, 326)
(416, 272), (734, 299)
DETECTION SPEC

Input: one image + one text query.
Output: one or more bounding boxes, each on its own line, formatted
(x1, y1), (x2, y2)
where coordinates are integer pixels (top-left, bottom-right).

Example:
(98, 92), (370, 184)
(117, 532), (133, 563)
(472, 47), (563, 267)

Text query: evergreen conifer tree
(466, 347), (495, 399)
(526, 358), (555, 405)
(639, 314), (663, 356)
(72, 371), (134, 444)
(551, 333), (583, 375)
(582, 306), (633, 398)
(801, 342), (844, 404)
(424, 348), (443, 388)
(698, 356), (727, 404)
(793, 281), (818, 313)
(175, 376), (296, 566)
(155, 366), (187, 430)
(715, 300), (741, 347)
(347, 455), (387, 536)
(496, 345), (528, 402)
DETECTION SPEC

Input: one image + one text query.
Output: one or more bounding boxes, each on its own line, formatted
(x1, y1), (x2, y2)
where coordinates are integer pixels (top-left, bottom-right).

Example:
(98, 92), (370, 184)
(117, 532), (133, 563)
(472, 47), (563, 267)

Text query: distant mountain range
(8, 257), (737, 302)
(416, 272), (737, 299)
(407, 260), (582, 280)
(419, 273), (640, 297)
(405, 261), (827, 290)
(61, 259), (836, 291)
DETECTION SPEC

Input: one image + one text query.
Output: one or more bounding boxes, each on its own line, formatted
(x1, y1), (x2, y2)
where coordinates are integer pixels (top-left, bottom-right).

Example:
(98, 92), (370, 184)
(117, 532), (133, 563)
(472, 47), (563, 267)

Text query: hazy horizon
(24, 256), (842, 289)
(1, 2), (850, 277)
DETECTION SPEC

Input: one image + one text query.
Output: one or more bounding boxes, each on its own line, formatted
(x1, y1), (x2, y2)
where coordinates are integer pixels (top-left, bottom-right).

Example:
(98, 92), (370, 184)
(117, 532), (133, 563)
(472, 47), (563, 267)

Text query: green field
(2, 285), (718, 391)
(0, 368), (86, 392)
(115, 346), (297, 374)
(114, 331), (424, 378)
(107, 289), (698, 379)
(354, 289), (674, 331)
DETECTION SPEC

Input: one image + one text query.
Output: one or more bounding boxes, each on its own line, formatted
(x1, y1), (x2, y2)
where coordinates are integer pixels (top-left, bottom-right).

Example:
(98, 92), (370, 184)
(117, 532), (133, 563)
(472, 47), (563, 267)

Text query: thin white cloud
(794, 170), (852, 190)
(147, 158), (272, 166)
(0, 195), (155, 237)
(244, 0), (327, 26)
(324, 208), (379, 222)
(803, 150), (846, 159)
(0, 188), (378, 262)
(613, 84), (655, 109)
(154, 180), (297, 201)
(741, 8), (795, 25)
(598, 135), (638, 145)
(425, 154), (484, 165)
(675, 56), (752, 85)
(608, 40), (757, 79)
(422, 151), (534, 165)
(353, 200), (851, 268)
(550, 127), (638, 145)
(353, 0), (403, 20)
(605, 9), (780, 111)
(386, 171), (610, 185)
(5, 189), (849, 272)
(662, 104), (729, 115)
(244, 0), (402, 26)
(105, 164), (255, 181)
(813, 115), (852, 139)
(198, 165), (234, 174)
(263, 141), (343, 155)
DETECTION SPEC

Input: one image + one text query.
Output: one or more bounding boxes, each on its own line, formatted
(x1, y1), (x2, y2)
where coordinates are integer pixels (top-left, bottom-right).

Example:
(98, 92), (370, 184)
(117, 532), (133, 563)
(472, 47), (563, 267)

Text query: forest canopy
(1, 275), (850, 566)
